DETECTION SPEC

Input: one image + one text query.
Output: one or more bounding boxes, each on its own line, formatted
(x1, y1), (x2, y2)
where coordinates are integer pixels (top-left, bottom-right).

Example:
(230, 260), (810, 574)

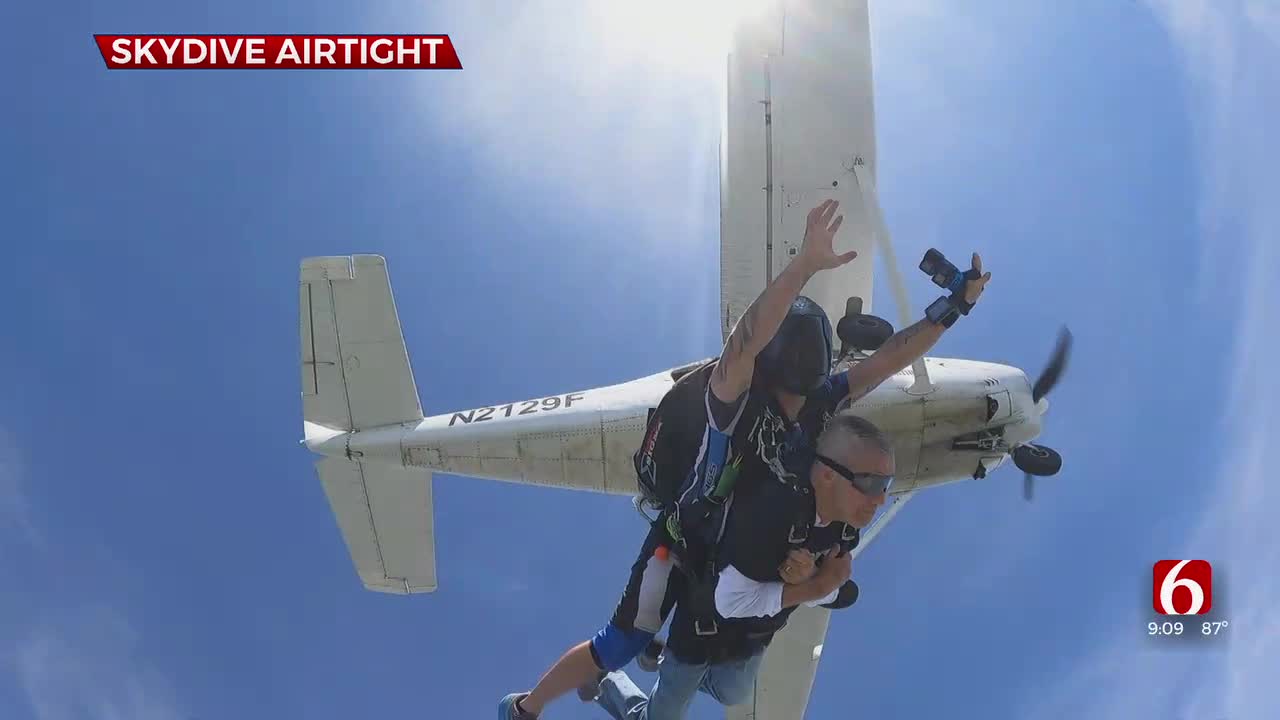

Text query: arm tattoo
(846, 381), (880, 404)
(713, 259), (815, 384)
(883, 319), (927, 353)
(716, 304), (759, 381)
(842, 319), (938, 403)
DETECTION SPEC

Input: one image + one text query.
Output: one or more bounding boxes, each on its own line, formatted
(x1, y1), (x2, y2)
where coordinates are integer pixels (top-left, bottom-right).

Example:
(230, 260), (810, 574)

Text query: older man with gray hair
(705, 412), (894, 641)
(591, 412), (896, 719)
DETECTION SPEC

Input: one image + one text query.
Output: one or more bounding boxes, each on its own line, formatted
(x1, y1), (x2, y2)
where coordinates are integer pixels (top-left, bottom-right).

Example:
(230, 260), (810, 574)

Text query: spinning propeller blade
(1019, 329), (1072, 503)
(1032, 326), (1073, 404)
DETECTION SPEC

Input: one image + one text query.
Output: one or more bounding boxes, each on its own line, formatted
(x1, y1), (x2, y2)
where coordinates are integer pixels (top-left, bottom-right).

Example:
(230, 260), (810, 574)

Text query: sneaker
(637, 638), (664, 672)
(498, 693), (537, 719)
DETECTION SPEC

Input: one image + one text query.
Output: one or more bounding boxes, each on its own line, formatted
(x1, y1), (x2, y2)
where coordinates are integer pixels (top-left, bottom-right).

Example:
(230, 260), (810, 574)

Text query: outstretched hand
(964, 253), (992, 305)
(798, 199), (857, 272)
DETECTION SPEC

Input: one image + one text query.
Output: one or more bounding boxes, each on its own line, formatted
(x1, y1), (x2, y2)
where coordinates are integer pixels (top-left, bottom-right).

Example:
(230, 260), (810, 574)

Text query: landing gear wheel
(1013, 444), (1061, 476)
(837, 314), (894, 352)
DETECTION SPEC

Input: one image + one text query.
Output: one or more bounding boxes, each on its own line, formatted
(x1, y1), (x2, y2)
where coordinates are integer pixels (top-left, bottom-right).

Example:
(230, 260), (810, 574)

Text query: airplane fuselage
(305, 355), (1041, 497)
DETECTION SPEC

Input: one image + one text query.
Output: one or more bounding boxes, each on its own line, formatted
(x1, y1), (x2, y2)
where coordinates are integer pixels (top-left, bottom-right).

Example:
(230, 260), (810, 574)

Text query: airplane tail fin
(299, 255), (436, 594)
(299, 255), (423, 433)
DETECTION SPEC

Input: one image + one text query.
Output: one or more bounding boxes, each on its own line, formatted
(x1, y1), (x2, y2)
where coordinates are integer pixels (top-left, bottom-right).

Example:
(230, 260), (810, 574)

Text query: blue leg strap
(590, 623), (655, 672)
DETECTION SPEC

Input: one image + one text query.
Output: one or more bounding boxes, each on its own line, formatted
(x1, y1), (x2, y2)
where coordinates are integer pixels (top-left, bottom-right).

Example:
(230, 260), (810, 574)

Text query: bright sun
(593, 0), (775, 76)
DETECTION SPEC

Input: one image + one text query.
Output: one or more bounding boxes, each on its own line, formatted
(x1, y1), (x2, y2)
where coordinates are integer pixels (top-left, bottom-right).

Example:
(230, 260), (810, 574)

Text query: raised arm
(841, 252), (992, 403)
(710, 200), (857, 404)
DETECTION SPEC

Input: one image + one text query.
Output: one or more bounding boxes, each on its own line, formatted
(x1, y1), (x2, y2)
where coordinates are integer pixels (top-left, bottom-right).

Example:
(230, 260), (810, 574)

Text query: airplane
(295, 1), (1071, 717)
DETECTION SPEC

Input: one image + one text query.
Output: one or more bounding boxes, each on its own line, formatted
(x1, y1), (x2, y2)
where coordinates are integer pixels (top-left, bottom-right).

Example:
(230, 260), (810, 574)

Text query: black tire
(837, 313), (894, 352)
(1013, 444), (1062, 477)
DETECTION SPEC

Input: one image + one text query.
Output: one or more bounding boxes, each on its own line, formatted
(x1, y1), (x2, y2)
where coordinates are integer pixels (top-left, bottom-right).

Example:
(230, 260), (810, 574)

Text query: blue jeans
(595, 649), (765, 720)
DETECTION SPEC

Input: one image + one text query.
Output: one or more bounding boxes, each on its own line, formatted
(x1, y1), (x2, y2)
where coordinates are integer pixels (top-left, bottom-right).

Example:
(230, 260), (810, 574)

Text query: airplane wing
(718, 3), (886, 715)
(719, 0), (879, 342)
(726, 491), (916, 719)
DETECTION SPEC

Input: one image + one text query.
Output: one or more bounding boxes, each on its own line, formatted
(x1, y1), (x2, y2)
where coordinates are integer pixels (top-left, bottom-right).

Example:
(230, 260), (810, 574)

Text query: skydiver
(586, 265), (991, 716)
(499, 199), (990, 719)
(588, 414), (888, 718)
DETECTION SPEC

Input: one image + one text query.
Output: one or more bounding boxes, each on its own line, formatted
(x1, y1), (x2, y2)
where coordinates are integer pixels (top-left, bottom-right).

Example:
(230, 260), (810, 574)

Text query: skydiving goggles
(813, 453), (894, 496)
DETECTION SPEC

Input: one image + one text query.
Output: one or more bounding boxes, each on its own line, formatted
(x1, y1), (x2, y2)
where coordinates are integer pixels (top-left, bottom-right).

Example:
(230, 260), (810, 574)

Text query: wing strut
(851, 163), (933, 396)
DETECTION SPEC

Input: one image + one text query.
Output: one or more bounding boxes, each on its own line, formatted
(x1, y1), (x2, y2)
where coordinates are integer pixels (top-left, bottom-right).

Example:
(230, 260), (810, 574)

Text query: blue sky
(2, 1), (1276, 718)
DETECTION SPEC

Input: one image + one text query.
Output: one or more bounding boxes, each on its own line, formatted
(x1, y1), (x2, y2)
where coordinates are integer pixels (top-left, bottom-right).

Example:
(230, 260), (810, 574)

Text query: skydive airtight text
(94, 35), (463, 69)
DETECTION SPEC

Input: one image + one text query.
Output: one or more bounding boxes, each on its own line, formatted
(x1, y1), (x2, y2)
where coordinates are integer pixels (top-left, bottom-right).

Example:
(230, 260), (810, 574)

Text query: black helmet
(756, 296), (833, 396)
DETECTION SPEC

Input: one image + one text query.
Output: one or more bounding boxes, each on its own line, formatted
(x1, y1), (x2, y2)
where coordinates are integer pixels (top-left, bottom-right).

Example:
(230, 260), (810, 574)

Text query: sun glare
(593, 0), (775, 76)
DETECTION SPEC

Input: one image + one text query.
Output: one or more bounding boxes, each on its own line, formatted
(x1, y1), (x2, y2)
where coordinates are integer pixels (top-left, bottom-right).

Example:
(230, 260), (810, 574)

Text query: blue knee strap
(590, 623), (654, 671)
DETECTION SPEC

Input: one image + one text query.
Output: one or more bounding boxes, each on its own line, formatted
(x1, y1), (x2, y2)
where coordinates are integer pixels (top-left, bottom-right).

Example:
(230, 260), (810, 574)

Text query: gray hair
(816, 412), (893, 459)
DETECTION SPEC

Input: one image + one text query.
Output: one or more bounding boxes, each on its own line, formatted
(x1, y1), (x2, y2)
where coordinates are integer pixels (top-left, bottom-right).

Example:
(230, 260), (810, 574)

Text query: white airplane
(296, 1), (1070, 717)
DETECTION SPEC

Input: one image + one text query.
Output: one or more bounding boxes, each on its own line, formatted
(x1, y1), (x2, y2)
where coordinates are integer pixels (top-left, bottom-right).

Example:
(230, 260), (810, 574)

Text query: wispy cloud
(0, 428), (42, 554)
(396, 1), (742, 353)
(14, 608), (185, 720)
(0, 427), (187, 720)
(1022, 3), (1280, 717)
(407, 1), (726, 243)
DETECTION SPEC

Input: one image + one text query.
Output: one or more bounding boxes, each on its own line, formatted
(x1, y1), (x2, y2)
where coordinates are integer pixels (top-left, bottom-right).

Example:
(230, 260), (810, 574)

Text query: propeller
(1032, 326), (1073, 404)
(1020, 326), (1073, 502)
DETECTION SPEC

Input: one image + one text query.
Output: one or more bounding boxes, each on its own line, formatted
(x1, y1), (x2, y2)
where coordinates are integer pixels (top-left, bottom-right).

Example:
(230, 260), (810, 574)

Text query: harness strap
(688, 564), (720, 637)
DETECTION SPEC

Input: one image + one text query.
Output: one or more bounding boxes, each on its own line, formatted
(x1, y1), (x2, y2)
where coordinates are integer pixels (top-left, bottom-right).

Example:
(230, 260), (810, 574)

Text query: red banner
(94, 35), (462, 69)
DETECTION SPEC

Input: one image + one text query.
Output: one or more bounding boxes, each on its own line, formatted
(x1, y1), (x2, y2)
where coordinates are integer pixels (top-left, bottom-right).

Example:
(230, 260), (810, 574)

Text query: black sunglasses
(814, 453), (893, 496)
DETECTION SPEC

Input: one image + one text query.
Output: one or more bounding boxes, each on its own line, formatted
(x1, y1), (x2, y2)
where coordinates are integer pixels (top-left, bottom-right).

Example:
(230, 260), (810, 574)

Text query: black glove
(952, 268), (982, 315)
(821, 580), (860, 610)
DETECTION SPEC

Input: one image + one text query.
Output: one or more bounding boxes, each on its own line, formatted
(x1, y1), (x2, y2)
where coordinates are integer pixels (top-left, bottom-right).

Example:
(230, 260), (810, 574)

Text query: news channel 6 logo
(1146, 560), (1229, 642)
